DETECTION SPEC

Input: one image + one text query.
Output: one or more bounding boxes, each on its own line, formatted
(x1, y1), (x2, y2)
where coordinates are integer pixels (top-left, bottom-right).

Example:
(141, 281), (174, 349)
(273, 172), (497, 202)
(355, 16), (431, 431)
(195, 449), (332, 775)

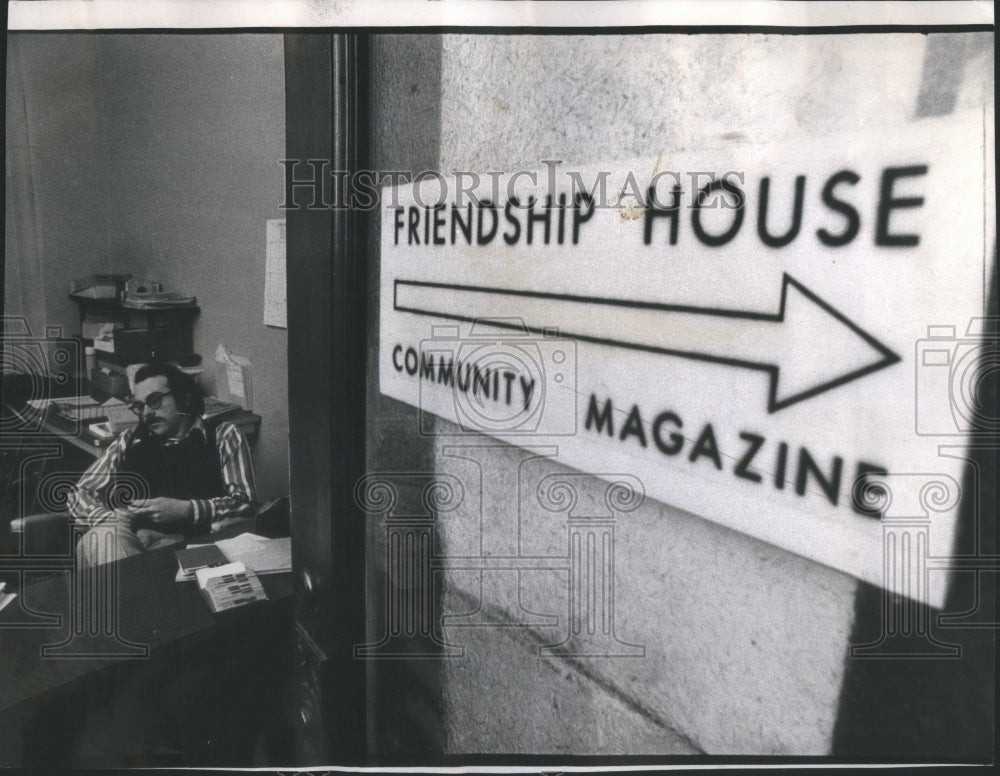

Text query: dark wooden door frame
(284, 32), (369, 764)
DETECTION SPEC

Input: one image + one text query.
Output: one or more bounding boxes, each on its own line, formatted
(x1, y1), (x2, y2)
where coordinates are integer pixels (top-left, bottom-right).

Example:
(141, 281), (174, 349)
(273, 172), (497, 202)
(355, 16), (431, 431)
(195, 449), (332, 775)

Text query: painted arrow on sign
(394, 273), (900, 413)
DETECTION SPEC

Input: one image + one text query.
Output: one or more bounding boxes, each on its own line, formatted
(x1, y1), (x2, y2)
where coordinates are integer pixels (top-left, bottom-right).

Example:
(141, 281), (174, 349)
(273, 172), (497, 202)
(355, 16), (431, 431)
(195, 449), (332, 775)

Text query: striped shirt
(68, 418), (257, 528)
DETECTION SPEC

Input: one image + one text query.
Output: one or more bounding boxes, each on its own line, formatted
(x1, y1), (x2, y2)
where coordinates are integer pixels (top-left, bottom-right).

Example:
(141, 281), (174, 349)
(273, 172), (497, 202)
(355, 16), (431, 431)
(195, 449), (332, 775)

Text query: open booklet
(195, 562), (267, 614)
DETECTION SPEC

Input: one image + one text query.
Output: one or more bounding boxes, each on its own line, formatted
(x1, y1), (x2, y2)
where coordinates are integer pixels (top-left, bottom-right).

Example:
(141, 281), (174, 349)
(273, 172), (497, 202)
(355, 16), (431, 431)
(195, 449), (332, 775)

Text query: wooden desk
(0, 531), (293, 766)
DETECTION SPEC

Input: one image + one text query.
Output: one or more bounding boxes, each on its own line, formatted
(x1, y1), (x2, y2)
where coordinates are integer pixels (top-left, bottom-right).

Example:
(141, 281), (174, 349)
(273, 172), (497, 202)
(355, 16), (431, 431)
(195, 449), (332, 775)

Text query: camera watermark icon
(915, 318), (1000, 437)
(1, 317), (83, 434)
(414, 320), (577, 437)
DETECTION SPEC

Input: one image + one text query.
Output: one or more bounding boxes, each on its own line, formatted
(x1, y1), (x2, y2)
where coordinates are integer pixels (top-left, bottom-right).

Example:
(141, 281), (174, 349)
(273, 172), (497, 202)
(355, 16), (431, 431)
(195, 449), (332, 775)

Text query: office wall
(368, 33), (994, 756)
(5, 34), (289, 502)
(5, 35), (111, 336)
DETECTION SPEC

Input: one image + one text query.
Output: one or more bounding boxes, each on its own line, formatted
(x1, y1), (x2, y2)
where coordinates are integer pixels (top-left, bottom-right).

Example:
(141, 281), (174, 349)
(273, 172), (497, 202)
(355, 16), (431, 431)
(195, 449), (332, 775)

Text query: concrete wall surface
(367, 32), (993, 756)
(431, 32), (921, 756)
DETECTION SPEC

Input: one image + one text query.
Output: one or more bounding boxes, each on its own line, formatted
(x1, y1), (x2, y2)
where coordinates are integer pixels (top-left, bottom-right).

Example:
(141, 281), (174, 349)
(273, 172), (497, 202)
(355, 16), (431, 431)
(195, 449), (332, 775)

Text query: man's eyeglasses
(127, 391), (173, 416)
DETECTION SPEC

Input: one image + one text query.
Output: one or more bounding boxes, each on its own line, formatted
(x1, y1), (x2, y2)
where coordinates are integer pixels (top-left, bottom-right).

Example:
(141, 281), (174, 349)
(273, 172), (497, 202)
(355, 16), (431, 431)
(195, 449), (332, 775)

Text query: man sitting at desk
(69, 361), (256, 568)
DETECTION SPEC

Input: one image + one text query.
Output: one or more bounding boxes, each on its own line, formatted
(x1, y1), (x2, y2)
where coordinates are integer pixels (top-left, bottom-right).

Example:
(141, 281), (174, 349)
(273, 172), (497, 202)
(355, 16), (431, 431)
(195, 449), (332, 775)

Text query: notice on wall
(264, 218), (287, 328)
(380, 114), (994, 607)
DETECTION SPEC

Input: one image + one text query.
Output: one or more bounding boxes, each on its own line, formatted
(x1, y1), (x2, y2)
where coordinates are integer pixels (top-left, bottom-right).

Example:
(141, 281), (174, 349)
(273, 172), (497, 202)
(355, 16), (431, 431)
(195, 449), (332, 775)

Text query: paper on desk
(215, 534), (291, 575)
(176, 535), (290, 581)
(26, 396), (95, 410)
(214, 532), (267, 556)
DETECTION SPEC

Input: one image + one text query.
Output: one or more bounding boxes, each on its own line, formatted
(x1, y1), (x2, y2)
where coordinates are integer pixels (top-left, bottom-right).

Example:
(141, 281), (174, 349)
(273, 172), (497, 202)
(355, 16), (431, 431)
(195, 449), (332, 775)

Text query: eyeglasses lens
(127, 392), (167, 416)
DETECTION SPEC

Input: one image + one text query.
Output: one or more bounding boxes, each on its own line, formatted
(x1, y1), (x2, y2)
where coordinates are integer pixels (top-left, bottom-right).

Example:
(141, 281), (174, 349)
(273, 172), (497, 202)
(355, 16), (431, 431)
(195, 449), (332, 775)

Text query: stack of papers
(175, 534), (291, 582)
(85, 321), (121, 351)
(52, 396), (105, 422)
(215, 343), (253, 411)
(121, 292), (197, 309)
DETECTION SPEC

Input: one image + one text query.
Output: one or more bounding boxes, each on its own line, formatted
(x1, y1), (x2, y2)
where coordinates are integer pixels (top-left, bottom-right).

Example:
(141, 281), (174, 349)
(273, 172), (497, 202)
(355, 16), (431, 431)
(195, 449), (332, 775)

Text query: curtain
(4, 35), (47, 339)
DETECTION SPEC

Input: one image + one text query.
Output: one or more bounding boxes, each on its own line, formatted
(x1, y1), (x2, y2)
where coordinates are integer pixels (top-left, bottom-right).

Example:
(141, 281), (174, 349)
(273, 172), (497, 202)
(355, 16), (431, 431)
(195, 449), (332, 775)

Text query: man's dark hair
(133, 360), (205, 416)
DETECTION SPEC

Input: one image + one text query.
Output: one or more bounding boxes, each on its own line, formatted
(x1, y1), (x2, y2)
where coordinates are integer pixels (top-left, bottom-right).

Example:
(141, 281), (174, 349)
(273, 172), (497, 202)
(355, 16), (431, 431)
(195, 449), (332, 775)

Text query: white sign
(380, 115), (993, 607)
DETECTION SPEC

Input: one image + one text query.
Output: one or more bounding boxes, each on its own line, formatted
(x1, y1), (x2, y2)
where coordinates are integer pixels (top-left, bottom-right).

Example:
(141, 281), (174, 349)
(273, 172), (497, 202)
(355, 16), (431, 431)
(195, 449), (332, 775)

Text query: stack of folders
(121, 291), (197, 309)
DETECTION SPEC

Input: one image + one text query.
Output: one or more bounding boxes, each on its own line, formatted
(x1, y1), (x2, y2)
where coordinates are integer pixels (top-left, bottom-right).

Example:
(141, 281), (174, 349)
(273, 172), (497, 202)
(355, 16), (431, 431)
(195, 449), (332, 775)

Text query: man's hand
(114, 508), (139, 530)
(128, 497), (194, 527)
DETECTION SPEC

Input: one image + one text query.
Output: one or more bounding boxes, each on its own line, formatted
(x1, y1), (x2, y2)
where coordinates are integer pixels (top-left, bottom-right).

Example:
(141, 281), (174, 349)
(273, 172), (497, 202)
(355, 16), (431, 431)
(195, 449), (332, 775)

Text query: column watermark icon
(354, 451), (645, 661)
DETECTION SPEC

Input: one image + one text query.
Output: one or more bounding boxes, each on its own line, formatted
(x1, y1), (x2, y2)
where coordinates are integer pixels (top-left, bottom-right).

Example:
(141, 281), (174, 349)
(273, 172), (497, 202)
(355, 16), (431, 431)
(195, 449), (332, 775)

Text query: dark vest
(110, 424), (225, 536)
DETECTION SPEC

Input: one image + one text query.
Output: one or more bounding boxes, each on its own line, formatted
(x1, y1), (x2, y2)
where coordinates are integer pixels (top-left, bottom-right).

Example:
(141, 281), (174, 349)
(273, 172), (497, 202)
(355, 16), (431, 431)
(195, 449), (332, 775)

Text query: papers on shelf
(214, 343), (253, 411)
(121, 292), (197, 309)
(87, 322), (119, 352)
(51, 396), (104, 422)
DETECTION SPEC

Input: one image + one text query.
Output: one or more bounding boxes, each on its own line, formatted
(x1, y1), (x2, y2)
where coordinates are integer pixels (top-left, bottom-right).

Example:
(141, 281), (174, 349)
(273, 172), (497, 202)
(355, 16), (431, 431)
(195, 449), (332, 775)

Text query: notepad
(175, 544), (228, 580)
